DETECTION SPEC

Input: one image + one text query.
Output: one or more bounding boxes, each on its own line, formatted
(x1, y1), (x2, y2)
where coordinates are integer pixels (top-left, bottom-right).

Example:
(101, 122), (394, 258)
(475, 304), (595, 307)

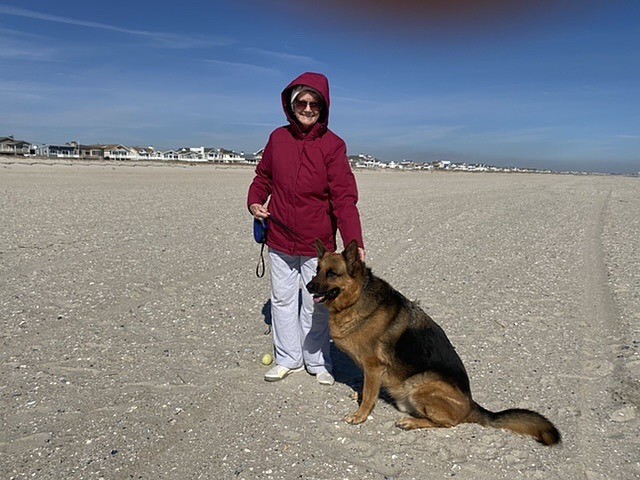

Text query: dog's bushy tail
(468, 403), (561, 446)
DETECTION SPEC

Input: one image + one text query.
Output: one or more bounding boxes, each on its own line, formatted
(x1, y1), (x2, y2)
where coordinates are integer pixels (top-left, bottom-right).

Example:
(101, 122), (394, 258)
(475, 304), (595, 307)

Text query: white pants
(268, 248), (332, 374)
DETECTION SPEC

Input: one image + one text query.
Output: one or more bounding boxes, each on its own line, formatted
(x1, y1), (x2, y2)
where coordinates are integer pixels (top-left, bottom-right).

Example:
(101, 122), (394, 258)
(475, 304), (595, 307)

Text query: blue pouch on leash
(252, 216), (304, 279)
(254, 219), (268, 278)
(253, 219), (268, 244)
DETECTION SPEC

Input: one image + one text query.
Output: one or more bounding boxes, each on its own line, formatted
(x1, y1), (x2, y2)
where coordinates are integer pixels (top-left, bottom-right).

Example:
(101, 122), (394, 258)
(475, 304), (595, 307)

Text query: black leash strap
(256, 242), (266, 278)
(268, 216), (306, 243)
(254, 215), (306, 279)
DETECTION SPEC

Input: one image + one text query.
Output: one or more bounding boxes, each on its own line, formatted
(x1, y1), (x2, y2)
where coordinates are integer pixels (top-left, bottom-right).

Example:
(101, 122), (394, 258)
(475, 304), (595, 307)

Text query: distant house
(0, 136), (35, 156)
(38, 141), (103, 159)
(202, 147), (245, 163)
(349, 154), (386, 169)
(65, 141), (104, 159)
(44, 143), (78, 158)
(243, 149), (261, 165)
(177, 148), (205, 161)
(162, 150), (180, 161)
(247, 147), (264, 165)
(204, 147), (221, 161)
(132, 146), (162, 160)
(79, 144), (104, 159)
(101, 144), (136, 160)
(218, 148), (244, 163)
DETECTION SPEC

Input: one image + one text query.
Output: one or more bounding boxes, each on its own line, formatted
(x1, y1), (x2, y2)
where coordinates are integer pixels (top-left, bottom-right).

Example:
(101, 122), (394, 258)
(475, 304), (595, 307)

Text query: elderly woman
(247, 72), (365, 385)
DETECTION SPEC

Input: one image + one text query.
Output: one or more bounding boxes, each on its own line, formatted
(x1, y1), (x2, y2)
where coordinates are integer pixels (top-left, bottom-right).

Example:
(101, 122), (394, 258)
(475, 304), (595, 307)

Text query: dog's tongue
(313, 295), (324, 304)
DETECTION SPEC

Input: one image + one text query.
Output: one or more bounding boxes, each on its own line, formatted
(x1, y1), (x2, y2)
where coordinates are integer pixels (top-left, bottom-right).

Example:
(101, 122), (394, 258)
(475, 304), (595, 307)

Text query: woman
(247, 72), (365, 385)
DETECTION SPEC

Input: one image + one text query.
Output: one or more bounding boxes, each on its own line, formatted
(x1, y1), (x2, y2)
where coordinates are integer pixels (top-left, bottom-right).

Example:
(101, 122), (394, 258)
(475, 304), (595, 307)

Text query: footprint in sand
(583, 358), (615, 377)
(609, 405), (637, 423)
(279, 429), (303, 443)
(625, 360), (640, 378)
(0, 432), (53, 454)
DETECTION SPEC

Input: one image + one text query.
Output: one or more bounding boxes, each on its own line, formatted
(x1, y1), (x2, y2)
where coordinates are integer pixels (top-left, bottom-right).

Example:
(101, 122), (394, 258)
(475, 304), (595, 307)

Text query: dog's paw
(344, 412), (367, 424)
(395, 417), (419, 430)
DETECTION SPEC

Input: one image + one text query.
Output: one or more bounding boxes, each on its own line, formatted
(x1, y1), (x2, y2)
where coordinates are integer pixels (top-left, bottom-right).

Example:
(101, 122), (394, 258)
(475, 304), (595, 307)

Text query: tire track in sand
(571, 185), (639, 479)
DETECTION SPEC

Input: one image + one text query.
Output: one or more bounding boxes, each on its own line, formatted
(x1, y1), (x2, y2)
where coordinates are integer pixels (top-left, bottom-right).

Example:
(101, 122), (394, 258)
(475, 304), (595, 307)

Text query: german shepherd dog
(306, 240), (560, 445)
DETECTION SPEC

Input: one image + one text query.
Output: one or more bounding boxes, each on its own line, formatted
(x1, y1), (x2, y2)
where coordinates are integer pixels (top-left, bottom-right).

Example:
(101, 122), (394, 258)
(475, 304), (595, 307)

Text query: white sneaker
(317, 371), (335, 386)
(264, 364), (304, 382)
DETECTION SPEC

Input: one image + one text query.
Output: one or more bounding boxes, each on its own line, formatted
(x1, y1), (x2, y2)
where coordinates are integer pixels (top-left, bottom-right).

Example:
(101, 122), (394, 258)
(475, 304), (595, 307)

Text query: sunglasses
(293, 99), (322, 111)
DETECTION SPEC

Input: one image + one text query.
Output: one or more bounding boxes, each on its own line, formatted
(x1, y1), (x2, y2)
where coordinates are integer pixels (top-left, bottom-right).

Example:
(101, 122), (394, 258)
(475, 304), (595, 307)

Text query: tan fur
(306, 240), (561, 446)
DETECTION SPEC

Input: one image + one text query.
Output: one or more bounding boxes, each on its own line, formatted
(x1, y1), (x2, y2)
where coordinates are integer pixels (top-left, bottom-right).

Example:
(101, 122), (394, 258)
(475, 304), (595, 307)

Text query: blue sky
(1, 1), (639, 173)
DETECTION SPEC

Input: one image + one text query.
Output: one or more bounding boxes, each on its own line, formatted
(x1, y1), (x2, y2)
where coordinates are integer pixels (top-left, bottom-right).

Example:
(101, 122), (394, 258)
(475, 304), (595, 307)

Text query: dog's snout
(306, 279), (317, 294)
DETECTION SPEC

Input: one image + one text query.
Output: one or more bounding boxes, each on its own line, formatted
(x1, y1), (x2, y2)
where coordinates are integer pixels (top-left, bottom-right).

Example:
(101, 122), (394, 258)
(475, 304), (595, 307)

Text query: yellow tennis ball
(261, 354), (273, 365)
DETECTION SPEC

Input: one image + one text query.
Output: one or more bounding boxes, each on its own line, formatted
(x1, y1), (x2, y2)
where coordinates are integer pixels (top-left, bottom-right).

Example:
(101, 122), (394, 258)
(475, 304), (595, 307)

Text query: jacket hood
(281, 72), (330, 138)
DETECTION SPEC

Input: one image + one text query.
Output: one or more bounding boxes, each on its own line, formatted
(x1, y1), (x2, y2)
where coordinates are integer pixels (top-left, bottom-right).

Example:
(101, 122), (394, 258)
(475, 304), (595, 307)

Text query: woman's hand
(249, 203), (270, 220)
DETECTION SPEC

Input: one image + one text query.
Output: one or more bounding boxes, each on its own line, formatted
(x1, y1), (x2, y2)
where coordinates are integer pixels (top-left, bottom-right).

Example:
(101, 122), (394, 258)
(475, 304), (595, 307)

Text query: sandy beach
(1, 159), (638, 479)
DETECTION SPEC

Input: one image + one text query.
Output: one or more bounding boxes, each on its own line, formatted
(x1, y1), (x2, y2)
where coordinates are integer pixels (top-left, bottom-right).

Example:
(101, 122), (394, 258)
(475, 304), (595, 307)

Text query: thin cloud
(0, 27), (57, 61)
(0, 26), (49, 39)
(333, 95), (387, 107)
(0, 4), (229, 48)
(202, 58), (279, 75)
(378, 124), (464, 145)
(0, 80), (46, 99)
(465, 127), (560, 144)
(243, 47), (320, 65)
(0, 46), (50, 60)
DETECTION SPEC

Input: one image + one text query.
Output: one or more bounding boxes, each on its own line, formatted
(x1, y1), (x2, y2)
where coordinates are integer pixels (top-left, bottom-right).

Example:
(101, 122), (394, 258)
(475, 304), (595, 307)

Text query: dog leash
(256, 242), (267, 278)
(268, 215), (307, 243)
(254, 215), (307, 279)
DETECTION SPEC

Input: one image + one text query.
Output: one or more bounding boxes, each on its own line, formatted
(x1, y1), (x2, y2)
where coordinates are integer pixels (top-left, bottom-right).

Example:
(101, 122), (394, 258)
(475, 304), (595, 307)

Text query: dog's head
(306, 239), (364, 311)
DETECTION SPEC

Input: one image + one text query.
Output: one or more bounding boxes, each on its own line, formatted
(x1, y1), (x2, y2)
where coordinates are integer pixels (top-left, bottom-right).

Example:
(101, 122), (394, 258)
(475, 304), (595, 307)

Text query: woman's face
(293, 92), (322, 131)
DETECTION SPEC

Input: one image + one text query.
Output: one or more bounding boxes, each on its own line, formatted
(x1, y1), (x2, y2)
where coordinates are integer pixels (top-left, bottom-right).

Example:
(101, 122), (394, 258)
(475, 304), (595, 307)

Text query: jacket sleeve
(247, 138), (274, 210)
(326, 141), (364, 249)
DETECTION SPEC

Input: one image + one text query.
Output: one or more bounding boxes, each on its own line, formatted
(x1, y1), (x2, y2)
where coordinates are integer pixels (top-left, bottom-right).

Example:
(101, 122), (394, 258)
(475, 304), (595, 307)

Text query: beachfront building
(3, 136), (275, 166)
(34, 141), (103, 159)
(218, 148), (244, 163)
(163, 146), (245, 163)
(65, 141), (105, 159)
(201, 147), (245, 163)
(177, 148), (207, 162)
(246, 147), (264, 165)
(101, 145), (136, 161)
(203, 147), (220, 161)
(41, 143), (79, 158)
(77, 144), (104, 159)
(161, 150), (179, 161)
(451, 163), (490, 172)
(349, 154), (387, 169)
(0, 136), (36, 156)
(132, 146), (163, 161)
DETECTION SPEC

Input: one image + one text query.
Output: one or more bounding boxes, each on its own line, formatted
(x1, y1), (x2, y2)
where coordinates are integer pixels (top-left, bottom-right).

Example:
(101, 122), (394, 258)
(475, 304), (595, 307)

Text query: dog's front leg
(345, 365), (383, 424)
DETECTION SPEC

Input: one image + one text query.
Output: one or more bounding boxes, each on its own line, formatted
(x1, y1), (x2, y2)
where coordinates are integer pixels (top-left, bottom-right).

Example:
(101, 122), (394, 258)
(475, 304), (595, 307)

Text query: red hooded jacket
(247, 72), (364, 257)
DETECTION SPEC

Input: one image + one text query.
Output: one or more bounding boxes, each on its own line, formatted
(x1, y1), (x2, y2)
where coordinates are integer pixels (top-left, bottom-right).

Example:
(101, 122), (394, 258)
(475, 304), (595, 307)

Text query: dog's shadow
(260, 299), (393, 405)
(330, 343), (396, 407)
(329, 341), (362, 390)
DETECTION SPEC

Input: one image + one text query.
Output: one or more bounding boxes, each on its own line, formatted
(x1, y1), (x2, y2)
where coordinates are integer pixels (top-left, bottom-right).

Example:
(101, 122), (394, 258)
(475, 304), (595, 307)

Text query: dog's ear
(343, 240), (361, 276)
(314, 239), (327, 259)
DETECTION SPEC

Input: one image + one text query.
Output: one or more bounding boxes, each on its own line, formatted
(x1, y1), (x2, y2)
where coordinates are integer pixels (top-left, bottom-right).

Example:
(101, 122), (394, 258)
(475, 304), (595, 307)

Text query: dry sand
(1, 159), (639, 479)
